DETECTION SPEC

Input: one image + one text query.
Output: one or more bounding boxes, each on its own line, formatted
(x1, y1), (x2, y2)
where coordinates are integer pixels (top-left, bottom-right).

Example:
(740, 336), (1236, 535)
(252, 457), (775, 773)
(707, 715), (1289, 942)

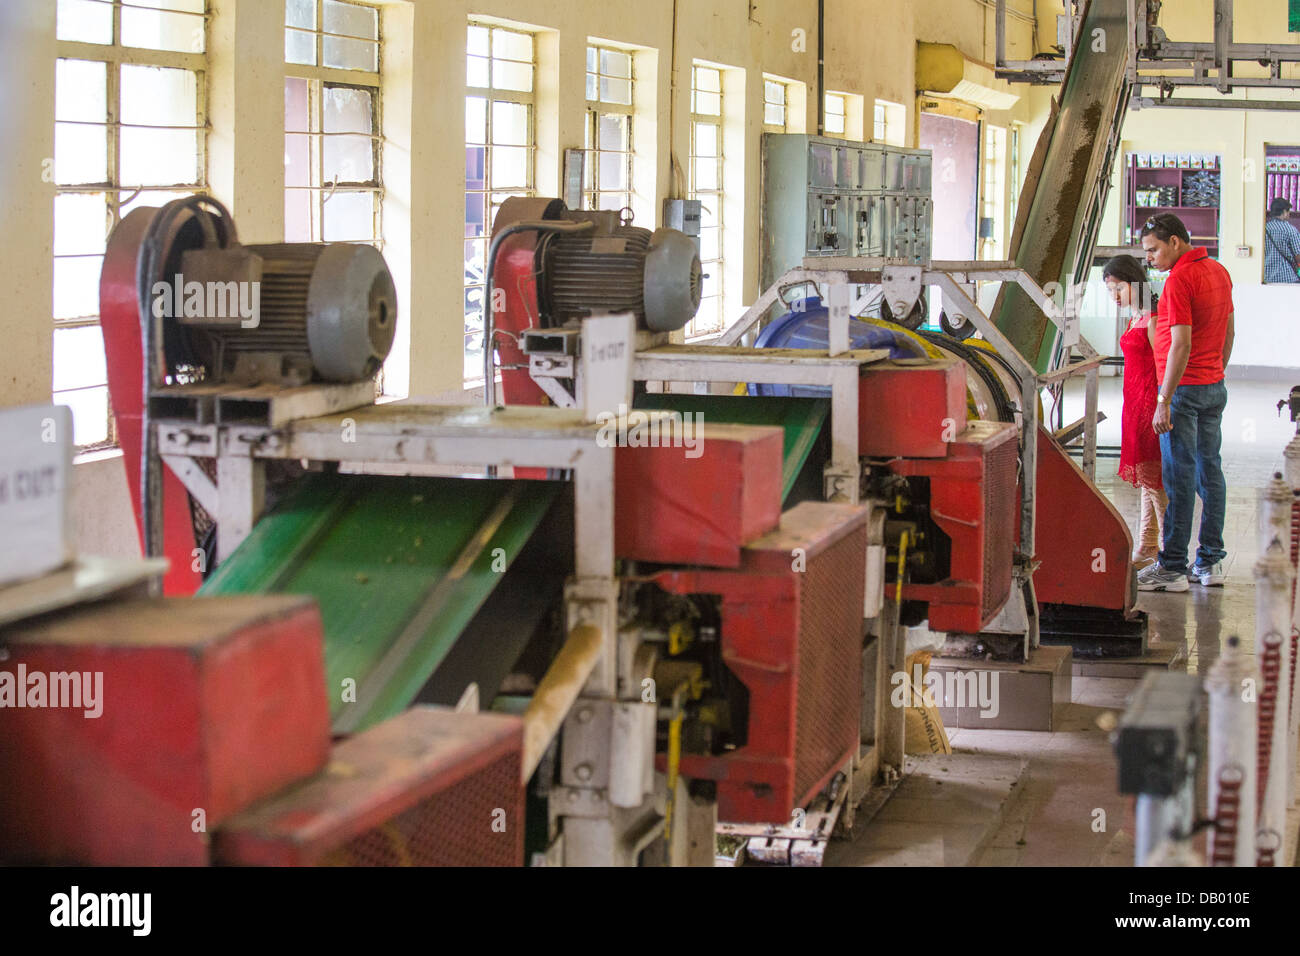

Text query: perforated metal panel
(320, 750), (522, 867)
(981, 436), (1018, 620)
(794, 523), (868, 804)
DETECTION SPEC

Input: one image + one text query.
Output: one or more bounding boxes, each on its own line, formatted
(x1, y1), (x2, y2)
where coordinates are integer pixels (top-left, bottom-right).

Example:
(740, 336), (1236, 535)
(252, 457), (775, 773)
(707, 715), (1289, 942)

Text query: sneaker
(1187, 562), (1226, 587)
(1136, 562), (1191, 592)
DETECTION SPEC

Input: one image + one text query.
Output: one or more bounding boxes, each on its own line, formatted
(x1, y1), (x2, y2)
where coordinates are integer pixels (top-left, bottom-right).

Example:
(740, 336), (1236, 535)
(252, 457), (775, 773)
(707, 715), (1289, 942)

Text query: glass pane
(494, 60), (532, 93)
(597, 192), (626, 212)
(491, 101), (529, 146)
(600, 76), (631, 105)
(600, 49), (631, 79)
(694, 67), (720, 93)
(325, 83), (377, 132)
(285, 76), (311, 132)
(699, 226), (720, 262)
(58, 387), (110, 448)
(466, 55), (489, 88)
(286, 0), (316, 29)
(121, 129), (199, 186)
(599, 152), (627, 192)
(323, 35), (377, 71)
(586, 73), (597, 102)
(465, 96), (487, 144)
(56, 60), (107, 123)
(326, 134), (372, 183)
(55, 123), (108, 185)
(286, 28), (316, 66)
(122, 9), (205, 54)
(699, 200), (718, 229)
(284, 188), (313, 242)
(693, 157), (718, 192)
(598, 113), (627, 151)
(465, 192), (486, 238)
(765, 80), (784, 105)
(465, 146), (486, 191)
(53, 255), (104, 320)
(324, 0), (377, 40)
(693, 91), (720, 116)
(57, 0), (112, 44)
(693, 122), (718, 158)
(54, 193), (109, 257)
(764, 103), (785, 127)
(467, 25), (489, 57)
(826, 114), (845, 134)
(701, 271), (720, 301)
(586, 47), (597, 72)
(121, 189), (191, 220)
(53, 326), (108, 392)
(492, 29), (532, 62)
(322, 190), (375, 241)
(491, 146), (530, 189)
(121, 65), (197, 126)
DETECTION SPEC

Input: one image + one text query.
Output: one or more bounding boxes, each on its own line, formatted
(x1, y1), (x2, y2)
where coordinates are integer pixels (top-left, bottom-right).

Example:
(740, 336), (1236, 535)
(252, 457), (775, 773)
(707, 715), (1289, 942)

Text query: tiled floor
(860, 375), (1299, 867)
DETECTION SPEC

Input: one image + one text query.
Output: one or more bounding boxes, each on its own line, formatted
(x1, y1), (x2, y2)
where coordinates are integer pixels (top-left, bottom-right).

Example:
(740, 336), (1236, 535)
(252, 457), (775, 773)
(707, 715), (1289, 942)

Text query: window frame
(54, 1), (211, 452)
(823, 91), (848, 138)
(688, 63), (725, 339)
(584, 44), (635, 216)
(285, 0), (382, 73)
(283, 0), (384, 249)
(464, 20), (538, 384)
(762, 76), (790, 134)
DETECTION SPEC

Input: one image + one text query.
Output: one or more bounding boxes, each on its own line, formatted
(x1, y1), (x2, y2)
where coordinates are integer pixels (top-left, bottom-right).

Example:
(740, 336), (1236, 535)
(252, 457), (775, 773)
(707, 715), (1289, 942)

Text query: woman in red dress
(1104, 255), (1166, 569)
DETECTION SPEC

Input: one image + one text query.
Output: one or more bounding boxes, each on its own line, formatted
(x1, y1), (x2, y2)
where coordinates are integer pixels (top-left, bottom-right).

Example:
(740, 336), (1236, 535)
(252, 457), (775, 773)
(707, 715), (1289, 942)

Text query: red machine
(652, 502), (868, 822)
(0, 596), (331, 865)
(215, 707), (524, 867)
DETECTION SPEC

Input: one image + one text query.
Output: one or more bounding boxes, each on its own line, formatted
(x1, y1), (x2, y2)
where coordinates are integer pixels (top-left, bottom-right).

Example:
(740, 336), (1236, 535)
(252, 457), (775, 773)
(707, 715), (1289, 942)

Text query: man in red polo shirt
(1136, 213), (1235, 592)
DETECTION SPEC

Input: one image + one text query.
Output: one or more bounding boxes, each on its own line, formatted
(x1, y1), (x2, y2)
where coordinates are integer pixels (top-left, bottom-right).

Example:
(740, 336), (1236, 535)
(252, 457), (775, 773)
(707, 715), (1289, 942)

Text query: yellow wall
(2, 0), (1049, 408)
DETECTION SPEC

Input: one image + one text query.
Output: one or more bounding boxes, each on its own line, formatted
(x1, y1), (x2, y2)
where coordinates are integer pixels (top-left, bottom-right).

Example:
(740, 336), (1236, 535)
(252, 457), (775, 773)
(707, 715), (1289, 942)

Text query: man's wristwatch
(1157, 393), (1169, 404)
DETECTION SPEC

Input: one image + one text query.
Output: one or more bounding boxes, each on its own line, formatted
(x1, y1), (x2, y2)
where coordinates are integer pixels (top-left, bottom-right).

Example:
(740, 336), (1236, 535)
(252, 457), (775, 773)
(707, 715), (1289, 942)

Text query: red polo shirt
(1153, 247), (1233, 386)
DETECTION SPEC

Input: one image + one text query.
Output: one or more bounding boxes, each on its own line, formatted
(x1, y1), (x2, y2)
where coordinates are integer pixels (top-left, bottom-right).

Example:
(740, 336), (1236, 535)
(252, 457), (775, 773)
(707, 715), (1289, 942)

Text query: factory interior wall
(1, 0), (1054, 556)
(1093, 0), (1300, 367)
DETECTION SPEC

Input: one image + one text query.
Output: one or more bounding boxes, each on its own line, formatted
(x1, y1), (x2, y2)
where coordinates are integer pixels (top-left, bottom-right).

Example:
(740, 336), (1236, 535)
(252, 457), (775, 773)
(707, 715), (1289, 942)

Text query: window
(585, 45), (634, 215)
(284, 1), (382, 246)
(764, 78), (789, 133)
(53, 0), (208, 450)
(874, 99), (905, 146)
(981, 123), (1007, 260)
(824, 92), (847, 137)
(285, 0), (379, 71)
(465, 22), (536, 382)
(689, 64), (725, 337)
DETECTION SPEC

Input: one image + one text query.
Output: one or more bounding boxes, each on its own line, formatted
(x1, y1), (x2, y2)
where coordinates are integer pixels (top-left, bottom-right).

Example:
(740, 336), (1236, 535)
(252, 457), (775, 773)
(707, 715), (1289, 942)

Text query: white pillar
(1205, 634), (1257, 867)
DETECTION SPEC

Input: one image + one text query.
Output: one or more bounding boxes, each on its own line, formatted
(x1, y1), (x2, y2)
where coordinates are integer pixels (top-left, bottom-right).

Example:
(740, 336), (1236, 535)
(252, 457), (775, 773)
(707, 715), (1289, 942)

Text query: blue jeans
(1158, 380), (1228, 573)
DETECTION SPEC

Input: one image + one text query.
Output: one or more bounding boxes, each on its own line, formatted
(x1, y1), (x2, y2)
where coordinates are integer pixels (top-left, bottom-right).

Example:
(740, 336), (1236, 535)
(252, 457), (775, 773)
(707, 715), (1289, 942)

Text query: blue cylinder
(748, 297), (925, 397)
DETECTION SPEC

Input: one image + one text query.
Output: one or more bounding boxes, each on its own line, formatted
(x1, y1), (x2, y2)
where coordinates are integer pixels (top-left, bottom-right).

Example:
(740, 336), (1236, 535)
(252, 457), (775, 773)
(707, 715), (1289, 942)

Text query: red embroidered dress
(1118, 310), (1163, 489)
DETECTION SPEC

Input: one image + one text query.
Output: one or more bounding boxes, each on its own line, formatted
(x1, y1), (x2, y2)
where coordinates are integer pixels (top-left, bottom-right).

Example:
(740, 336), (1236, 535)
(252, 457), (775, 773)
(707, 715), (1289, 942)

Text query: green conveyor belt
(200, 473), (559, 733)
(634, 394), (829, 502)
(994, 0), (1129, 373)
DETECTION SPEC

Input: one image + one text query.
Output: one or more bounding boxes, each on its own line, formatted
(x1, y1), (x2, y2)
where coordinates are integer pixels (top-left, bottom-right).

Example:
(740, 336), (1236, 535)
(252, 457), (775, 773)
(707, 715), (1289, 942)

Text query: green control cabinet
(761, 133), (934, 288)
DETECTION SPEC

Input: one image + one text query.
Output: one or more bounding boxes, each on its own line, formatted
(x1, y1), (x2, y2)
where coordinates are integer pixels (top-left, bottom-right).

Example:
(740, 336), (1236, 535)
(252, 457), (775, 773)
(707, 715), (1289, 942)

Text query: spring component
(1257, 830), (1281, 868)
(1257, 637), (1282, 816)
(1209, 765), (1243, 866)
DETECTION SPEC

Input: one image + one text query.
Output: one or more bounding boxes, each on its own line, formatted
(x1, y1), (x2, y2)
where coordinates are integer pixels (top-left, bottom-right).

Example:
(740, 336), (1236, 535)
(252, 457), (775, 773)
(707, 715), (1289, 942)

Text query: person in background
(1136, 213), (1234, 593)
(1264, 196), (1300, 284)
(1104, 255), (1165, 570)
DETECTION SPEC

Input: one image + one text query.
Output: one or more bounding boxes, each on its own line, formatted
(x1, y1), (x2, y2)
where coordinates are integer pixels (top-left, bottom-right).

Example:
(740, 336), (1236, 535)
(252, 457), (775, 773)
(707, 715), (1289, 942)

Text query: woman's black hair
(1103, 254), (1158, 313)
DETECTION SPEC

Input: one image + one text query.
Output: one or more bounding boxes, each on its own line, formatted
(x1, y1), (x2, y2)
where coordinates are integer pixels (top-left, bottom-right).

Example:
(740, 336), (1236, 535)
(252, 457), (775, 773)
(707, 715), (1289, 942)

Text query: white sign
(580, 313), (635, 424)
(0, 405), (74, 587)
